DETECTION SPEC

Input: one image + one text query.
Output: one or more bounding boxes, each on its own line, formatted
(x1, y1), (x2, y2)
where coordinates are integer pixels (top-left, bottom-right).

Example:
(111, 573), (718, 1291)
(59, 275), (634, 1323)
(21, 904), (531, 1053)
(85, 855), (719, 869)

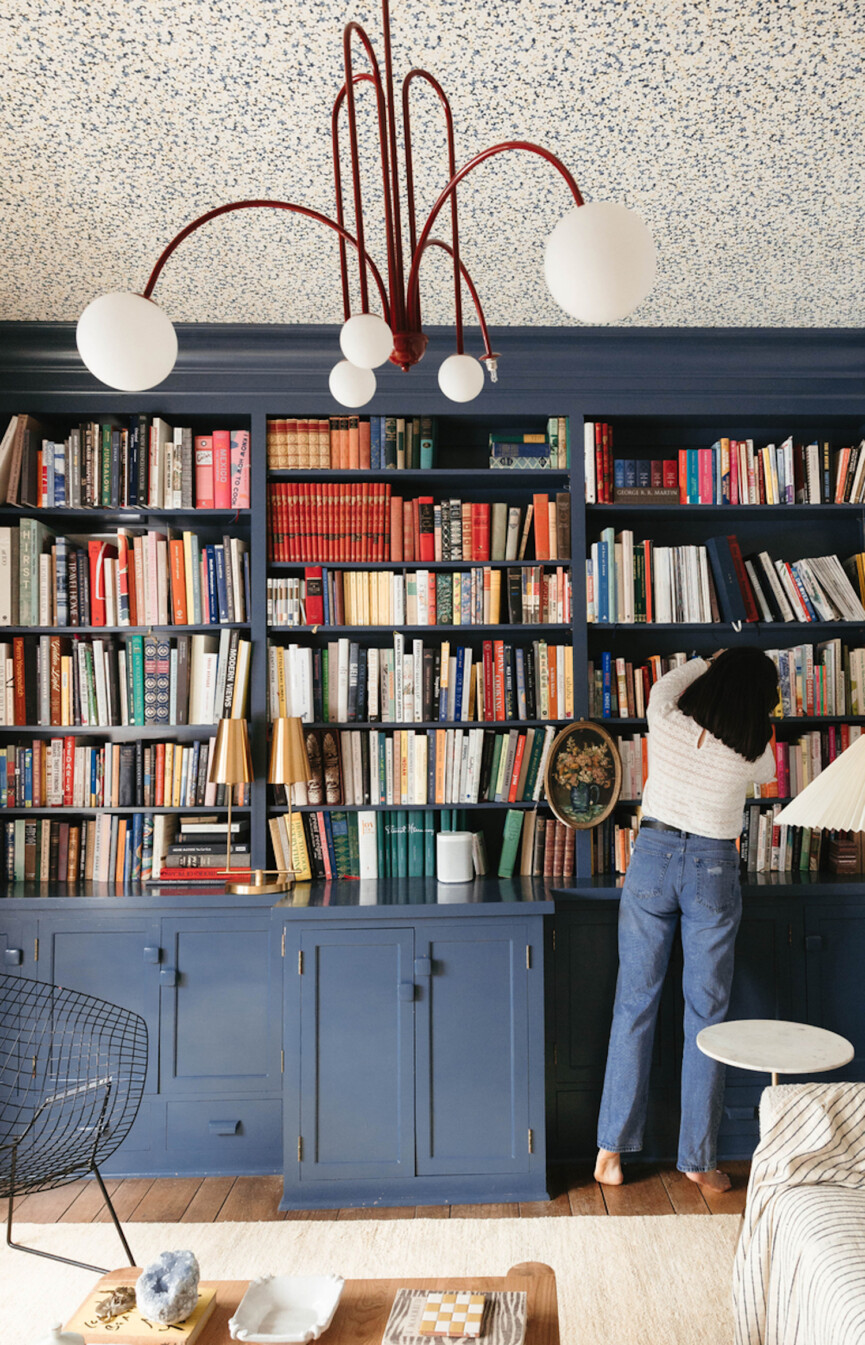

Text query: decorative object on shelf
(436, 830), (474, 883)
(228, 1273), (345, 1344)
(208, 717), (253, 893)
(74, 1), (656, 403)
(775, 733), (865, 859)
(544, 720), (621, 829)
(136, 1250), (201, 1326)
(65, 1274), (217, 1345)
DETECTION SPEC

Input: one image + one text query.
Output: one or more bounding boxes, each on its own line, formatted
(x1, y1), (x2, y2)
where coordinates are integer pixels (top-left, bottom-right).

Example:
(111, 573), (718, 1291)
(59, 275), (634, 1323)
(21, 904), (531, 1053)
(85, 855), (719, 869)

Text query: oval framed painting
(544, 720), (622, 830)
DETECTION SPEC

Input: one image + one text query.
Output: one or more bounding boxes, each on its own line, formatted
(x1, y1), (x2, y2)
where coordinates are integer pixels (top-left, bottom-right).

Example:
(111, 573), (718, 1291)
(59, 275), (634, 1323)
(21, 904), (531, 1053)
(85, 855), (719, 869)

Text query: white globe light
(339, 313), (394, 369)
(329, 360), (376, 408)
(544, 201), (656, 323)
(76, 291), (178, 391)
(438, 353), (485, 403)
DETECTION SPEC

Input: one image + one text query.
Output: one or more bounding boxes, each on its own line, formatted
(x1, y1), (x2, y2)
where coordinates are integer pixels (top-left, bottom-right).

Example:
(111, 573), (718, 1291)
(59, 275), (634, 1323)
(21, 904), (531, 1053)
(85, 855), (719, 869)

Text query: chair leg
(5, 1165), (134, 1275)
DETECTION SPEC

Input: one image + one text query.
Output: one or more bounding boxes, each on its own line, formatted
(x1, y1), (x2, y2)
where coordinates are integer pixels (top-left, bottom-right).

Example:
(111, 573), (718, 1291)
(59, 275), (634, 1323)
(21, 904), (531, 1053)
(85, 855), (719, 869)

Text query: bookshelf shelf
(268, 623), (571, 635)
(280, 801), (553, 814)
(587, 503), (865, 517)
(269, 560), (573, 571)
(0, 805), (251, 816)
(300, 719), (572, 730)
(588, 621), (863, 634)
(605, 716), (865, 728)
(0, 507), (253, 522)
(267, 469), (570, 482)
(0, 724), (230, 739)
(6, 623), (251, 636)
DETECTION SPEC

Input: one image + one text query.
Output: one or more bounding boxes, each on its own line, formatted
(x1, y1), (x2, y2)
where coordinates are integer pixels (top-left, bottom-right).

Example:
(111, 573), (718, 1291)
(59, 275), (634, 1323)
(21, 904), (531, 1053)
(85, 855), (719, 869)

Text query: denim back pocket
(693, 854), (741, 913)
(625, 843), (673, 900)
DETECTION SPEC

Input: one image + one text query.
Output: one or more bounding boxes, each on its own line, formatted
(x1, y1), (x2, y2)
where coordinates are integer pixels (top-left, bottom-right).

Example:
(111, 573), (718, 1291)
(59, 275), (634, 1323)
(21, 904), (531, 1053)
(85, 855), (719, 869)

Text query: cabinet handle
(3, 948), (23, 966)
(398, 981), (415, 1001)
(414, 957), (432, 977)
(208, 1119), (240, 1136)
(160, 967), (178, 987)
(724, 1106), (759, 1121)
(143, 946), (161, 964)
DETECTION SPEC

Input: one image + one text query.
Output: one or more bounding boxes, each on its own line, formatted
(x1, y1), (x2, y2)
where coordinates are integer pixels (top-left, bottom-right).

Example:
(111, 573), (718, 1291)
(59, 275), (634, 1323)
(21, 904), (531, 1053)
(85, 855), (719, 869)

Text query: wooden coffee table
(83, 1262), (559, 1345)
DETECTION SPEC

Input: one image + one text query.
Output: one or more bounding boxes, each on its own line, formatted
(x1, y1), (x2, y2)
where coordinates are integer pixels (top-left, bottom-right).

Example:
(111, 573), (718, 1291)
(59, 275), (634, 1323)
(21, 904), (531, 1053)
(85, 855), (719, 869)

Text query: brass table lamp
(208, 717), (253, 895)
(267, 717), (312, 890)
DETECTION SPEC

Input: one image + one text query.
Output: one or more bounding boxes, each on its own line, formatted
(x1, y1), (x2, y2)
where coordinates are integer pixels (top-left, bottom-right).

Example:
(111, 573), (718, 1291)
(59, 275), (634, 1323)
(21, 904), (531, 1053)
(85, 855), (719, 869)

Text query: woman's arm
(751, 729), (778, 785)
(647, 657), (708, 719)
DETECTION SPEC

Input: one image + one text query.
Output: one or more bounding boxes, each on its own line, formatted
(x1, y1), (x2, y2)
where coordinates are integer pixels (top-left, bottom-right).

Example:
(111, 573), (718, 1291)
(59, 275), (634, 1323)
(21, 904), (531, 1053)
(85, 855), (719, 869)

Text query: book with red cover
(650, 459), (663, 488)
(507, 733), (527, 803)
(601, 423), (613, 503)
(662, 459), (678, 490)
(348, 416), (360, 470)
(88, 540), (116, 628)
(230, 429), (251, 508)
(482, 641), (494, 722)
(726, 534), (760, 622)
(169, 540), (188, 624)
(678, 449), (688, 503)
(594, 423), (605, 504)
(402, 499), (414, 563)
(194, 435), (214, 508)
(212, 429), (231, 509)
(532, 494), (550, 560)
(305, 567), (324, 625)
(418, 496), (435, 561)
(493, 640), (506, 721)
(359, 418), (371, 470)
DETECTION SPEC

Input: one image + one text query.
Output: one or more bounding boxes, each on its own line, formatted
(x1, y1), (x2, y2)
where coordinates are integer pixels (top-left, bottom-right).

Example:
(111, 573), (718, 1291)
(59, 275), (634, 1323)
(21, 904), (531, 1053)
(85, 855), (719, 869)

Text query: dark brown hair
(677, 648), (779, 761)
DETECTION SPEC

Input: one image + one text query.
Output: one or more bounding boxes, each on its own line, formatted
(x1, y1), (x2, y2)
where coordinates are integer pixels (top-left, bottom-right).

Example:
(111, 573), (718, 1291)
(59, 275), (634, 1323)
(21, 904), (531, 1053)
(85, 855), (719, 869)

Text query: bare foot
(594, 1149), (624, 1185)
(684, 1169), (732, 1192)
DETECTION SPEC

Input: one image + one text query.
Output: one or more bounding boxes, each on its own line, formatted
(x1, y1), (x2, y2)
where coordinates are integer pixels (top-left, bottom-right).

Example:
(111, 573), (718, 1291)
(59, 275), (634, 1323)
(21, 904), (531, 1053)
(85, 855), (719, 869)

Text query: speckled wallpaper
(0, 0), (862, 328)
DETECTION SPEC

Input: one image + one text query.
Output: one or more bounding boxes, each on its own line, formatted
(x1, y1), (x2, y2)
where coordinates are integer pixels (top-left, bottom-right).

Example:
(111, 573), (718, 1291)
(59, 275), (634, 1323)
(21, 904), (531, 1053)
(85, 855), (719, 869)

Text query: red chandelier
(77, 0), (656, 405)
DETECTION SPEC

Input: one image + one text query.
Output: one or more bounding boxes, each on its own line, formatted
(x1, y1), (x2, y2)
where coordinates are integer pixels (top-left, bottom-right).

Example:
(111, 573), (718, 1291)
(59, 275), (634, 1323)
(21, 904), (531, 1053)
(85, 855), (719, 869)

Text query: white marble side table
(697, 1019), (854, 1086)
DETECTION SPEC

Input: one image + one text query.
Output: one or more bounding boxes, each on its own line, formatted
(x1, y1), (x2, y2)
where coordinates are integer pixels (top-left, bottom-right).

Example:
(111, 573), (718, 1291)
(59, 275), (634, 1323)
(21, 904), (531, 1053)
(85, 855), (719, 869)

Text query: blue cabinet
(0, 914), (36, 977)
(282, 912), (548, 1210)
(804, 904), (865, 1081)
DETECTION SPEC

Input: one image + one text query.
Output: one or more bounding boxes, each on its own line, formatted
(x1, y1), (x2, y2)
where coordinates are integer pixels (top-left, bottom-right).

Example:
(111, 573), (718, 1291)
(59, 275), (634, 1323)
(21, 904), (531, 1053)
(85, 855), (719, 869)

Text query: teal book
(521, 727), (545, 802)
(424, 815), (436, 876)
(330, 810), (351, 877)
(486, 735), (504, 802)
(419, 415), (436, 470)
(436, 572), (453, 625)
(376, 812), (386, 878)
(347, 812), (360, 878)
(394, 809), (408, 877)
(497, 808), (524, 878)
(407, 810), (424, 877)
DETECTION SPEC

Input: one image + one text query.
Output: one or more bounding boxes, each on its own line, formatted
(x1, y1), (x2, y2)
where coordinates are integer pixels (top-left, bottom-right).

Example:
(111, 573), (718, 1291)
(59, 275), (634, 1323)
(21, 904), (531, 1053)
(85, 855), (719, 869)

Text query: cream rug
(3, 1217), (741, 1344)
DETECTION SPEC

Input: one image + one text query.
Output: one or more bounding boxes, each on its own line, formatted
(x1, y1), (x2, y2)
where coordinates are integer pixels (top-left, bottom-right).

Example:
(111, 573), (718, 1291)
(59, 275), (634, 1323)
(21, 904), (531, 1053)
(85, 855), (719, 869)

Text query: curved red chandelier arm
(406, 141), (584, 329)
(332, 73), (379, 321)
(423, 239), (497, 363)
(402, 68), (464, 351)
(341, 21), (400, 317)
(140, 198), (390, 323)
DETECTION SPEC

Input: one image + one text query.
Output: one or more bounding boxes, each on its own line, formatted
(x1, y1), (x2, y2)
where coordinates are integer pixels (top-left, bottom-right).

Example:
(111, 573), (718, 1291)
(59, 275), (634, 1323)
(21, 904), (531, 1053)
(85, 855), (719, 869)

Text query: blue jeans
(596, 825), (742, 1173)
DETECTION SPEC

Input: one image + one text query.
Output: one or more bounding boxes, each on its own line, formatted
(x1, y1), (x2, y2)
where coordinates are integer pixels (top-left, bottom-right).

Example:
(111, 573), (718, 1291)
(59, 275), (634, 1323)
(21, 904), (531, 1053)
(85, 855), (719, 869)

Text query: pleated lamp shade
(775, 733), (865, 831)
(268, 717), (310, 786)
(209, 717), (253, 785)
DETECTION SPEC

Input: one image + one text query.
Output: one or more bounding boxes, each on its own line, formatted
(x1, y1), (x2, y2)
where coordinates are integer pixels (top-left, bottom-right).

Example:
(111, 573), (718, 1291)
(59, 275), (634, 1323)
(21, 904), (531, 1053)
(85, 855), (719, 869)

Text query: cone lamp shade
(775, 733), (865, 831)
(208, 718), (253, 885)
(269, 717), (311, 787)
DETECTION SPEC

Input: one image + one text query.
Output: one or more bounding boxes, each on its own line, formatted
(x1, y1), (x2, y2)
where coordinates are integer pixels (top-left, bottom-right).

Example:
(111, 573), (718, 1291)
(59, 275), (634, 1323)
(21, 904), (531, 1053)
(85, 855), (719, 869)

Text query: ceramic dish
(228, 1274), (345, 1344)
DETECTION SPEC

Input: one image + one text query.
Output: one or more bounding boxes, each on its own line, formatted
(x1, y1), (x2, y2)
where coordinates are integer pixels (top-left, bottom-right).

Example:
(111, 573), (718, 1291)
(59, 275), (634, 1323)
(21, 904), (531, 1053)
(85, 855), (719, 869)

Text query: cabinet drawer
(165, 1099), (282, 1174)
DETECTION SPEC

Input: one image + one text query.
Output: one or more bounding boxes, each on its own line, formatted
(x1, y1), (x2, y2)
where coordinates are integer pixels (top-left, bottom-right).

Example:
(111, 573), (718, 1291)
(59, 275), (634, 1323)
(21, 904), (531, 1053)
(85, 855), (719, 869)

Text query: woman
(594, 647), (779, 1192)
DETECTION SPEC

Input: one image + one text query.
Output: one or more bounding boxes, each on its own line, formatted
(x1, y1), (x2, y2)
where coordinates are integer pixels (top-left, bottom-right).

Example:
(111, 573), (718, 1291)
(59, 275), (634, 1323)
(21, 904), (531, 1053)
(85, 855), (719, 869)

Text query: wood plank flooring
(3, 1163), (749, 1223)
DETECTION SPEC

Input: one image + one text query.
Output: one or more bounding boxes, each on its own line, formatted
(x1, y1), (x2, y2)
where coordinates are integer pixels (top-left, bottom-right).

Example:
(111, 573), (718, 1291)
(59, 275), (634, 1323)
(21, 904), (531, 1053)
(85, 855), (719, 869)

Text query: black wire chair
(0, 974), (148, 1272)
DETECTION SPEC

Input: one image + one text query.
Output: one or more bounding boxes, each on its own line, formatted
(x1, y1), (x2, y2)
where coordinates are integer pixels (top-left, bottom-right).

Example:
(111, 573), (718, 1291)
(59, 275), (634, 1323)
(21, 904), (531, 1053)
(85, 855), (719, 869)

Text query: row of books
(267, 638), (575, 725)
(587, 528), (865, 625)
(1, 630), (251, 727)
(266, 486), (569, 564)
(155, 816), (250, 879)
(612, 438), (865, 507)
(2, 810), (184, 884)
(588, 641), (865, 720)
(0, 415), (250, 510)
(583, 422), (615, 503)
(266, 415), (437, 471)
(0, 523), (249, 629)
(269, 807), (575, 882)
(266, 565), (572, 629)
(292, 724), (557, 808)
(753, 725), (863, 799)
(488, 420), (569, 470)
(0, 737), (250, 810)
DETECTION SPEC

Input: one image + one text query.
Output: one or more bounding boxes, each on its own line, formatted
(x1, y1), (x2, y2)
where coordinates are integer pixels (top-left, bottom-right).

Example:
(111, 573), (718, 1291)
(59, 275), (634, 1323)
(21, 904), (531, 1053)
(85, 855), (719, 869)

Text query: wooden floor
(3, 1162), (750, 1224)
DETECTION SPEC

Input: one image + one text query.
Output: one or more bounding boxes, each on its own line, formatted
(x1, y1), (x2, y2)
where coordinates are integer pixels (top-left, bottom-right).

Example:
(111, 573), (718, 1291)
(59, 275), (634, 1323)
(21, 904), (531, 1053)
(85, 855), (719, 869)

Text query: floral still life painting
(544, 721), (622, 829)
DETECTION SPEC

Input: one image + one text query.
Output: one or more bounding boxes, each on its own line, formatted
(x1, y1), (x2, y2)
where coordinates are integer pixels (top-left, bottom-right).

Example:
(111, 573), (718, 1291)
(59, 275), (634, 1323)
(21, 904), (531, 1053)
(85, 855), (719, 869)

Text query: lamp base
(225, 868), (294, 896)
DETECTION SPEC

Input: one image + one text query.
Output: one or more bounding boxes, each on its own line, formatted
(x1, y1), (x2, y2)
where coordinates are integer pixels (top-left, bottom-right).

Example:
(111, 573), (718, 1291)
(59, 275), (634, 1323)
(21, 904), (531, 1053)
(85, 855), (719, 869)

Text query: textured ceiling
(1, 1), (863, 331)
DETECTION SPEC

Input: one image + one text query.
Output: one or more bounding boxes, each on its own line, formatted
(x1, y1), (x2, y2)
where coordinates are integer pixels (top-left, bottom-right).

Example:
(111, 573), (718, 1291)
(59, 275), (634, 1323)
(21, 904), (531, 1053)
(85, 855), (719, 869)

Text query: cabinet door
(414, 918), (533, 1177)
(291, 925), (415, 1183)
(804, 904), (865, 1081)
(159, 916), (281, 1096)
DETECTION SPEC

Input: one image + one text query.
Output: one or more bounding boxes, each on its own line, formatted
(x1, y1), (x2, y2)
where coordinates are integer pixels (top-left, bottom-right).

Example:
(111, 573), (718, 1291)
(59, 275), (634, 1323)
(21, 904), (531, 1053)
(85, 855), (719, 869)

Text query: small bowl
(228, 1274), (345, 1344)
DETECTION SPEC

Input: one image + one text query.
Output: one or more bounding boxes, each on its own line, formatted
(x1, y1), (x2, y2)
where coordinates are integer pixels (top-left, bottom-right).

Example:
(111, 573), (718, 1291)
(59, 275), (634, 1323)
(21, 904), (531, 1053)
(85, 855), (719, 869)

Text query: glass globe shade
(76, 292), (178, 391)
(544, 201), (656, 324)
(438, 353), (485, 403)
(329, 360), (376, 408)
(339, 313), (394, 369)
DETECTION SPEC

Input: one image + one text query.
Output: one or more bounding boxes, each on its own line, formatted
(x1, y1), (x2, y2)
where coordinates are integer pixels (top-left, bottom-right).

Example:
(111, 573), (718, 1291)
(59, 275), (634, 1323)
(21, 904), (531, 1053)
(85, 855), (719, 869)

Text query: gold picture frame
(544, 719), (622, 830)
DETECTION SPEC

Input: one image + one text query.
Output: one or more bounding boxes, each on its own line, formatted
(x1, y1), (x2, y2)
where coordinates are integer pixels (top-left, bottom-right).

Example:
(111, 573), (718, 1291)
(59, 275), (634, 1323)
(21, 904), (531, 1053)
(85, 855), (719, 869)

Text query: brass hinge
(528, 1128), (534, 1154)
(33, 938), (38, 962)
(281, 1050), (284, 1074)
(281, 929), (286, 957)
(526, 945), (532, 970)
(298, 950), (303, 975)
(297, 1136), (303, 1162)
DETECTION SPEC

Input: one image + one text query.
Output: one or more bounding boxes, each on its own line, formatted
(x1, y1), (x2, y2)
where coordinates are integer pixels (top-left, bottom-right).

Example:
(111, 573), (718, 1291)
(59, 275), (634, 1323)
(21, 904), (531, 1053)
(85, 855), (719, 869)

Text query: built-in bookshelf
(0, 412), (254, 884)
(586, 413), (865, 880)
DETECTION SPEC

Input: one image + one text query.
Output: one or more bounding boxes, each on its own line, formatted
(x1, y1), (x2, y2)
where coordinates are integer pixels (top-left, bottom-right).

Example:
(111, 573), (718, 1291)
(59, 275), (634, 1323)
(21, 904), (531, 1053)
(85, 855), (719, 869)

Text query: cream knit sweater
(640, 658), (776, 840)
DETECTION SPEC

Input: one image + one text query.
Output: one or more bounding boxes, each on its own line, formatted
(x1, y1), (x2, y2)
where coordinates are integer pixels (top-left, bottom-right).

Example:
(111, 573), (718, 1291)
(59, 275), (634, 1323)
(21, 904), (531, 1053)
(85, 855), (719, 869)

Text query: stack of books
(488, 419), (568, 470)
(154, 815), (251, 883)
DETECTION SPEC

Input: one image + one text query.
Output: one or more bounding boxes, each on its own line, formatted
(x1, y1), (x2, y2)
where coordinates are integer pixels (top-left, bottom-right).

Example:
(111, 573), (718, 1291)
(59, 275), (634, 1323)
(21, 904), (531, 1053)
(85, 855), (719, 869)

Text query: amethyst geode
(135, 1250), (201, 1325)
